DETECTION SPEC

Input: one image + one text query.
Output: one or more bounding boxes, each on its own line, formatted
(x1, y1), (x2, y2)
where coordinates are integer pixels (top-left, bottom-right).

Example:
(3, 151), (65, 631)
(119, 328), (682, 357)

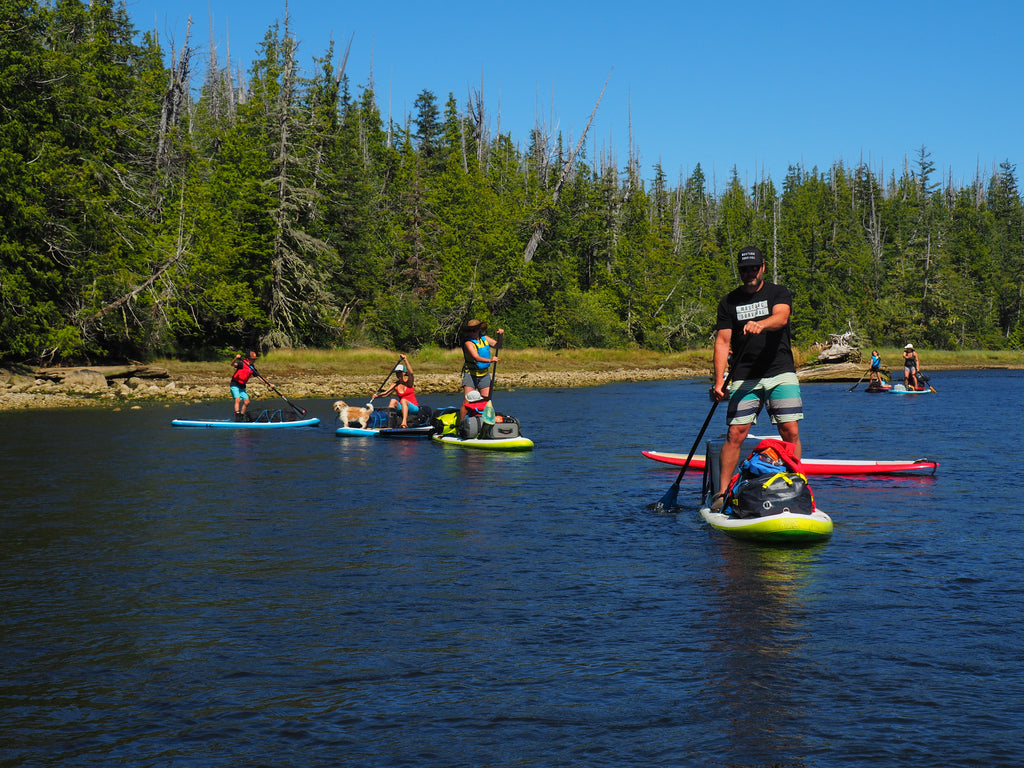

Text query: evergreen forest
(3, 0), (1024, 364)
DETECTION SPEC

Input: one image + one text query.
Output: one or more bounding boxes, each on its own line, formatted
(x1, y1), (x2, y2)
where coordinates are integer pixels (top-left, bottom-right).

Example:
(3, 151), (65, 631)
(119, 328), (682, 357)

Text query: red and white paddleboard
(641, 450), (938, 475)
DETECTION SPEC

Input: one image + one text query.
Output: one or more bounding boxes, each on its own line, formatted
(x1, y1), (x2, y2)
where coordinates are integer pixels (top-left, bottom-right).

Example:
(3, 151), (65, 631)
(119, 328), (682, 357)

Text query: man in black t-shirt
(709, 246), (804, 510)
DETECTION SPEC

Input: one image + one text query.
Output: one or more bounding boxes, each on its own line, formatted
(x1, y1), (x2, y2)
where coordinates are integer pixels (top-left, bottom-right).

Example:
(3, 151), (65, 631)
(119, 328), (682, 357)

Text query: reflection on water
(704, 543), (827, 764)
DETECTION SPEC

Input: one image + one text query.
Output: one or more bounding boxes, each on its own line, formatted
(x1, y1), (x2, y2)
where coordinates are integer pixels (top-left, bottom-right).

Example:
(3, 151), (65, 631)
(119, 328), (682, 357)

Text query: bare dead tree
(468, 75), (487, 169)
(157, 17), (193, 170)
(520, 73), (610, 267)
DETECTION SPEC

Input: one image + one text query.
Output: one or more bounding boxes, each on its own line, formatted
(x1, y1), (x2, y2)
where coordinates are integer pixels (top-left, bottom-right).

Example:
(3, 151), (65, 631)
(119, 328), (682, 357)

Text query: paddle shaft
(251, 368), (306, 416)
(848, 368), (870, 391)
(371, 357), (404, 401)
(490, 333), (503, 394)
(650, 337), (748, 511)
(667, 391), (725, 492)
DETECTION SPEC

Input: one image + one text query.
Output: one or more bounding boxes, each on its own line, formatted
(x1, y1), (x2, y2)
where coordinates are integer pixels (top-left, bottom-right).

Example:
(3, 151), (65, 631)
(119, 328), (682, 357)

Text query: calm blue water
(2, 369), (1023, 767)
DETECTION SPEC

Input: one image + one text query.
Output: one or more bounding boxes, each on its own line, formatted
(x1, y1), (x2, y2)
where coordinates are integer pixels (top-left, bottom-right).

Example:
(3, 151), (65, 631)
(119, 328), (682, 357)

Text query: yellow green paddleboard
(698, 505), (833, 544)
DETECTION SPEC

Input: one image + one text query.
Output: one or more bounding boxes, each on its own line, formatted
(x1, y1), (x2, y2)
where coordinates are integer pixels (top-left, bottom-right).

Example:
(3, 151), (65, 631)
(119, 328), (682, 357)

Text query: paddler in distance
(903, 343), (921, 389)
(230, 349), (275, 421)
(709, 246), (804, 511)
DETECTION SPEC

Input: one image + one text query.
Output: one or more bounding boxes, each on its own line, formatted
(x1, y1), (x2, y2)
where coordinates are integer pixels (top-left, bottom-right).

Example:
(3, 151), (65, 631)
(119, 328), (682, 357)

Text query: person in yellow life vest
(460, 319), (503, 406)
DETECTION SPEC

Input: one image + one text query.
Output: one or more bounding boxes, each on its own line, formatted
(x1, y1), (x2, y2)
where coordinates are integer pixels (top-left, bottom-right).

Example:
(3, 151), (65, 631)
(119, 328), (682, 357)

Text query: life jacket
(464, 398), (487, 416)
(232, 359), (256, 387)
(463, 337), (492, 372)
(738, 438), (802, 475)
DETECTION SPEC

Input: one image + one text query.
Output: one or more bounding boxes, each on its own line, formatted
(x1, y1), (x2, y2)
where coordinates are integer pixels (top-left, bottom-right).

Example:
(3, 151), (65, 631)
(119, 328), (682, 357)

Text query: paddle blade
(648, 482), (681, 513)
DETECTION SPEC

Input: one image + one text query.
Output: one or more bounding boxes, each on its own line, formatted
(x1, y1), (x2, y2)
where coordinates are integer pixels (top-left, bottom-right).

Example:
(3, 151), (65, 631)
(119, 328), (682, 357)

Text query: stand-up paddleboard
(376, 426), (436, 438)
(336, 404), (443, 438)
(698, 501), (833, 544)
(335, 424), (435, 438)
(642, 450), (938, 475)
(889, 383), (933, 395)
(172, 412), (320, 429)
(432, 434), (534, 452)
(335, 425), (378, 437)
(694, 439), (832, 544)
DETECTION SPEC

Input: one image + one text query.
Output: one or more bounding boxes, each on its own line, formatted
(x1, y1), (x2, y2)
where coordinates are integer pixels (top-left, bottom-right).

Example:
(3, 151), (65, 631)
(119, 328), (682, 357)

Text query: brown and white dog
(333, 400), (374, 428)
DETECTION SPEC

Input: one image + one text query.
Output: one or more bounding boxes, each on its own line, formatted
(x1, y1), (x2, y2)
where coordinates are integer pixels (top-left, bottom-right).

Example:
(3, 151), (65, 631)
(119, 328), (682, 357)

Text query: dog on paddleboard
(333, 400), (374, 428)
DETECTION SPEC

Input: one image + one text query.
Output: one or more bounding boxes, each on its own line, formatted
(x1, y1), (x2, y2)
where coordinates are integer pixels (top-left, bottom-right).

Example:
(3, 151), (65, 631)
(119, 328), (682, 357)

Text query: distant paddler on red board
(709, 245), (804, 511)
(460, 319), (503, 421)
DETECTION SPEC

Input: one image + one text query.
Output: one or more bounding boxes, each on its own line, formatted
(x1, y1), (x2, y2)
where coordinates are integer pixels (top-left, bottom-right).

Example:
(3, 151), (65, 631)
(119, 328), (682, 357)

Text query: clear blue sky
(126, 0), (1021, 191)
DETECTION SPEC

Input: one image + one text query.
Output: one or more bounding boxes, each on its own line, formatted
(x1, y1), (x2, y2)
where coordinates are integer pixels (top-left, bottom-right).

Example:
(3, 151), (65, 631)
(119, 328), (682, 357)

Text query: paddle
(490, 332), (503, 393)
(649, 341), (743, 513)
(848, 368), (870, 392)
(251, 367), (307, 417)
(482, 333), (502, 425)
(369, 357), (403, 404)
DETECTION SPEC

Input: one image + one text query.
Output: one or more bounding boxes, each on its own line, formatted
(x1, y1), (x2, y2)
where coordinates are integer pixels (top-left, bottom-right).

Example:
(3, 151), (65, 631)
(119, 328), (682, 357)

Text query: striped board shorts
(726, 371), (804, 426)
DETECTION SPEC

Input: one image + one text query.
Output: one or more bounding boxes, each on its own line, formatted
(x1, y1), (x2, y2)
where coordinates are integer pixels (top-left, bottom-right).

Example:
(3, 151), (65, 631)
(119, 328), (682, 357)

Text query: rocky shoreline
(0, 359), (968, 412)
(0, 364), (709, 411)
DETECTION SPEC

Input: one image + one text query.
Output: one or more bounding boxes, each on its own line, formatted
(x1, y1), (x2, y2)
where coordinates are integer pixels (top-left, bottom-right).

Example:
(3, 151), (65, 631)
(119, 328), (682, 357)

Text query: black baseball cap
(738, 246), (764, 268)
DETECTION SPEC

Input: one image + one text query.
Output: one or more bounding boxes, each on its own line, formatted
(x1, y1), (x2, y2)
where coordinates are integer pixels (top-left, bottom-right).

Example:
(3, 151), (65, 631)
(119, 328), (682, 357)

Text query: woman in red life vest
(376, 354), (420, 428)
(230, 350), (275, 420)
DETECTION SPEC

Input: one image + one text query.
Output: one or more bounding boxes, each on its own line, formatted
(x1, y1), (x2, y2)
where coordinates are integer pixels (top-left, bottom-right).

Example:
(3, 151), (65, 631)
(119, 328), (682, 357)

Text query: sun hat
(464, 319), (487, 332)
(737, 246), (764, 268)
(904, 344), (914, 350)
(465, 389), (484, 403)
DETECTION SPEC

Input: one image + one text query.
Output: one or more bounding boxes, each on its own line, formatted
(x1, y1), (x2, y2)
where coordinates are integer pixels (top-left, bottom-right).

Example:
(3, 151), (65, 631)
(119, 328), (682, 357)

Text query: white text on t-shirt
(736, 300), (769, 322)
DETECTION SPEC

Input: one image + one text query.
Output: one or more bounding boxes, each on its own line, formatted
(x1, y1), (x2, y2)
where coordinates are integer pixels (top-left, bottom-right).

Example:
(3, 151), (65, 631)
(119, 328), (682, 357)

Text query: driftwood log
(33, 364), (169, 382)
(798, 362), (868, 381)
(811, 330), (863, 364)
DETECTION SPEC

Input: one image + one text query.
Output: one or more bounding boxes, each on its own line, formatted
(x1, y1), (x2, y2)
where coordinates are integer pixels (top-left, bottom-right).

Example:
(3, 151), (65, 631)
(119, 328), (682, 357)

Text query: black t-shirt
(715, 281), (796, 379)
